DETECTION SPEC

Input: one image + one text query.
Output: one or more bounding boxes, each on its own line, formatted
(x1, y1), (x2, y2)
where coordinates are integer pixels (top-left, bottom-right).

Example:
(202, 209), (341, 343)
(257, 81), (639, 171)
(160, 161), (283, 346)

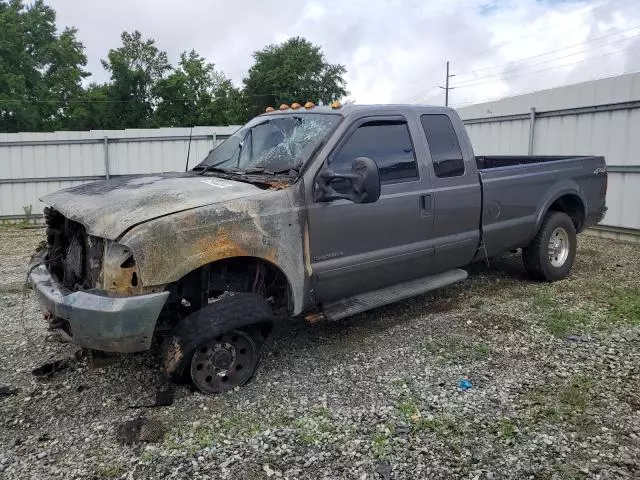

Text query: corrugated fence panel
(464, 119), (530, 155)
(0, 126), (239, 218)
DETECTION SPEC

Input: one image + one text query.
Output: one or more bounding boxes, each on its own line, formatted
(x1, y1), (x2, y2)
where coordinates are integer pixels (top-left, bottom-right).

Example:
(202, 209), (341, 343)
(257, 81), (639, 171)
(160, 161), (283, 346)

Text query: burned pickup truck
(28, 103), (608, 394)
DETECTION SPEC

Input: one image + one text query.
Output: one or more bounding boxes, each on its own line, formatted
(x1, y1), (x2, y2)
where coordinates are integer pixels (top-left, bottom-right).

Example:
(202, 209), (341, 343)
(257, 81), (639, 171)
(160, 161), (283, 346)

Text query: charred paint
(41, 173), (272, 241)
(119, 182), (309, 314)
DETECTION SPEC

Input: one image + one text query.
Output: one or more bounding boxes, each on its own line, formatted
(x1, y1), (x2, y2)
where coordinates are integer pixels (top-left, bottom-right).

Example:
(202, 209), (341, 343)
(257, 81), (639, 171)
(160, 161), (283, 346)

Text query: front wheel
(162, 293), (274, 394)
(522, 211), (577, 281)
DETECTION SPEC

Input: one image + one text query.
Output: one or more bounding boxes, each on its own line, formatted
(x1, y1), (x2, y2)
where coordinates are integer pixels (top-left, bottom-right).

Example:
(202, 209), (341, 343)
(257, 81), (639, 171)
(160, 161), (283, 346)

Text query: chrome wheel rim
(548, 227), (570, 268)
(190, 330), (257, 394)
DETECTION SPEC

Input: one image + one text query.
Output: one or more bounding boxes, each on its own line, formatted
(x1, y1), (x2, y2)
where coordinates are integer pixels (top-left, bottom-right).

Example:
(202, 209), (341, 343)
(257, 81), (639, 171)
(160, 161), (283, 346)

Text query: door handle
(420, 194), (432, 217)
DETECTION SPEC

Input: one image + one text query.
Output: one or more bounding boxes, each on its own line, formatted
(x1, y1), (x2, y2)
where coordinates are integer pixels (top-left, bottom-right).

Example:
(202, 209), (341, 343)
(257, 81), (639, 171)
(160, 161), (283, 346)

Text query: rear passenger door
(419, 113), (481, 272)
(307, 116), (435, 302)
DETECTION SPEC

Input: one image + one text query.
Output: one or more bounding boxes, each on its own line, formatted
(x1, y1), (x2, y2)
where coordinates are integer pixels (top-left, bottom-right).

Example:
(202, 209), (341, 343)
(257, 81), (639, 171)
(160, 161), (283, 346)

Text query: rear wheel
(522, 211), (577, 281)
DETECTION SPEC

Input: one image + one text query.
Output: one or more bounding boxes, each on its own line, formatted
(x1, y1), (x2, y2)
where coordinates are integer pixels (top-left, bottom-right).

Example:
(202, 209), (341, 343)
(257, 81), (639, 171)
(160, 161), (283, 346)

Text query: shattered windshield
(196, 114), (341, 174)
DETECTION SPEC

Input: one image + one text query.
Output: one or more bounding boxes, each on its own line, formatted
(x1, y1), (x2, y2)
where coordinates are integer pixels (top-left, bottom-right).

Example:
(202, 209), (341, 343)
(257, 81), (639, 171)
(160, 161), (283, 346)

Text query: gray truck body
(28, 104), (608, 353)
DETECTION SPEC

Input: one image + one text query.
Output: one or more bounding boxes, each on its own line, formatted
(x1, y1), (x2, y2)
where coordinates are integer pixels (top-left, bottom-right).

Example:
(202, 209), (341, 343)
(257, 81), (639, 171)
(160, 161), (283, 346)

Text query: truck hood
(41, 173), (268, 240)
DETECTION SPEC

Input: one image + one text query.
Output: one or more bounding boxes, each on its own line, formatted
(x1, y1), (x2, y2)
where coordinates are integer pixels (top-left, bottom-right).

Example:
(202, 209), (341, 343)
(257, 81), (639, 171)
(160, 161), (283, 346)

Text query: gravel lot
(0, 226), (638, 480)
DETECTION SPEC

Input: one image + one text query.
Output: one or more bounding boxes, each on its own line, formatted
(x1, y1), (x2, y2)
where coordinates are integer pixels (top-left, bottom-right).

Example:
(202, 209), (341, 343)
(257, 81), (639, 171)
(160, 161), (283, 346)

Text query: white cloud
(46, 0), (640, 107)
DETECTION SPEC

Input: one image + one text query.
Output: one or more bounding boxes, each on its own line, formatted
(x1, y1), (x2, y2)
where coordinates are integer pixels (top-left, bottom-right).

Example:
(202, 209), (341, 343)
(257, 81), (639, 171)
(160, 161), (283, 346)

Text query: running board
(321, 269), (468, 321)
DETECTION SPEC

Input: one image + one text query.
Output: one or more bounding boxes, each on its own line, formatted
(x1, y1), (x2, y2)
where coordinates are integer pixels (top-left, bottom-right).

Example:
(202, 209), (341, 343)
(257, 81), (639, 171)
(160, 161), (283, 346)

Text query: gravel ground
(0, 226), (638, 480)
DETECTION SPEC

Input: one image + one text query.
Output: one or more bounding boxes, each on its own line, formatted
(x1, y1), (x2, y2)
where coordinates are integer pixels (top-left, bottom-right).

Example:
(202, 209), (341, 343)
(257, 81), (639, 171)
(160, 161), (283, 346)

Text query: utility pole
(439, 61), (455, 106)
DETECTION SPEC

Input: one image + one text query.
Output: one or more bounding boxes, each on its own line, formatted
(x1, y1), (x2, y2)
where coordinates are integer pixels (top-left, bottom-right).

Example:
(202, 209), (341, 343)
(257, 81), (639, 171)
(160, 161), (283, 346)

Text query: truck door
(418, 113), (482, 272)
(307, 115), (435, 302)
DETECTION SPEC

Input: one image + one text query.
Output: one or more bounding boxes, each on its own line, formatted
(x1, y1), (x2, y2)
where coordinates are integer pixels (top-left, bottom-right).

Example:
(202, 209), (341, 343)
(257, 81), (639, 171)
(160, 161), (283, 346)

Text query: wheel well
(157, 257), (290, 332)
(548, 194), (585, 232)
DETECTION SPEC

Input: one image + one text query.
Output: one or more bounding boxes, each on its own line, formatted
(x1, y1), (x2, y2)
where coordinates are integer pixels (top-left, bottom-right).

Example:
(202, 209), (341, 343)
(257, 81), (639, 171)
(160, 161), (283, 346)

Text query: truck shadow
(264, 252), (533, 359)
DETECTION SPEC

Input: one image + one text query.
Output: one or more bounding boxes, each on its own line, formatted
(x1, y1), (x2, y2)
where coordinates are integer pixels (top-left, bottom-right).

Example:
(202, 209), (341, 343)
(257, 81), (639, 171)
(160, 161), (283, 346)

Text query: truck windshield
(196, 114), (341, 174)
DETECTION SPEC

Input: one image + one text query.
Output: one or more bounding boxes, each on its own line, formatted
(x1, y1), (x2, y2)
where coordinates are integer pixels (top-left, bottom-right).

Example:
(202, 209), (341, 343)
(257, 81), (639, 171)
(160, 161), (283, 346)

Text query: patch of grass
(412, 414), (466, 436)
(96, 463), (125, 478)
(607, 287), (640, 325)
(490, 418), (518, 440)
(139, 450), (156, 463)
(552, 462), (588, 480)
(371, 422), (394, 459)
(194, 424), (216, 449)
(294, 407), (336, 445)
(420, 336), (492, 363)
(522, 374), (596, 428)
(545, 310), (588, 337)
(532, 291), (558, 310)
(472, 342), (491, 359)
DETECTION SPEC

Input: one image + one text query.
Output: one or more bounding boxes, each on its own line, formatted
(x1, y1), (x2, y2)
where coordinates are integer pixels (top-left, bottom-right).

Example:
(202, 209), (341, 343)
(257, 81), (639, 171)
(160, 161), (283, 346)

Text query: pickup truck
(28, 103), (608, 394)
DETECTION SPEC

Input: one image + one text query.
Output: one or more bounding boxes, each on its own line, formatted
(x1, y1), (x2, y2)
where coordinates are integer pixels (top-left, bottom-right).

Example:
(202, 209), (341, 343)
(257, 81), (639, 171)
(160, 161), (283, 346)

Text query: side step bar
(321, 269), (468, 321)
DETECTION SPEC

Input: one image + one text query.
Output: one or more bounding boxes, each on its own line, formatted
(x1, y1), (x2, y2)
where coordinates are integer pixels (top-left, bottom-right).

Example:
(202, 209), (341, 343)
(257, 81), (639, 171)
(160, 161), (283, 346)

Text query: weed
(523, 374), (596, 426)
(607, 288), (640, 325)
(491, 418), (518, 439)
(532, 291), (557, 310)
(472, 342), (491, 359)
(545, 310), (587, 337)
(96, 463), (125, 478)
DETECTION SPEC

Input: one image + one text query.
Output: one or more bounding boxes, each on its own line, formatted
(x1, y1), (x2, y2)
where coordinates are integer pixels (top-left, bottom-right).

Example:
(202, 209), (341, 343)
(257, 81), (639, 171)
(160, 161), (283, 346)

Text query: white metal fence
(0, 126), (239, 220)
(457, 72), (640, 239)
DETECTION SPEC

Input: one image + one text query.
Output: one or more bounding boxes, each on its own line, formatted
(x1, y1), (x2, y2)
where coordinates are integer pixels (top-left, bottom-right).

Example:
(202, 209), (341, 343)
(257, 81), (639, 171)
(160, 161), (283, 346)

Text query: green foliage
(1, 3), (349, 132)
(153, 50), (244, 127)
(0, 0), (89, 132)
(243, 36), (348, 118)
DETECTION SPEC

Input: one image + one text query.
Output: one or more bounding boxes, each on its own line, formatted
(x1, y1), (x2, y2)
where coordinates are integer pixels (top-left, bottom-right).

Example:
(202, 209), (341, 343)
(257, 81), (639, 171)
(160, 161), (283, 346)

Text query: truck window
(420, 114), (465, 178)
(331, 120), (418, 184)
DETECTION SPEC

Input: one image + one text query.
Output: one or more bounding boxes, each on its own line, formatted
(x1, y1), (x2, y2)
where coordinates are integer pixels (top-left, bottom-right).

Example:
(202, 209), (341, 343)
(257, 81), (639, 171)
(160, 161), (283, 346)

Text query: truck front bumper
(28, 262), (169, 353)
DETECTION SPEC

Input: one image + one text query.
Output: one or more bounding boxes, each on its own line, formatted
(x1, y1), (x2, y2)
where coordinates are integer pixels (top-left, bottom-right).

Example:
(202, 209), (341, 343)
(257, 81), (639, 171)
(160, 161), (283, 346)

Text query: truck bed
(476, 154), (606, 258)
(476, 155), (597, 170)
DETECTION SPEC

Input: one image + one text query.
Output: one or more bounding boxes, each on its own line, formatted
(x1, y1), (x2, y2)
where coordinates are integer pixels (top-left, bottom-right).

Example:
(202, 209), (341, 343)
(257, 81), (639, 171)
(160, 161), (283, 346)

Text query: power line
(453, 22), (640, 81)
(452, 45), (637, 90)
(401, 21), (640, 103)
(402, 85), (441, 104)
(399, 0), (628, 93)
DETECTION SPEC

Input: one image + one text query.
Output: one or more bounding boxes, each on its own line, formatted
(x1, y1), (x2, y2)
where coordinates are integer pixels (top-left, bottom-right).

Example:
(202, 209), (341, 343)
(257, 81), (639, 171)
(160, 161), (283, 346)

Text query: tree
(242, 37), (348, 118)
(99, 30), (171, 128)
(0, 0), (89, 132)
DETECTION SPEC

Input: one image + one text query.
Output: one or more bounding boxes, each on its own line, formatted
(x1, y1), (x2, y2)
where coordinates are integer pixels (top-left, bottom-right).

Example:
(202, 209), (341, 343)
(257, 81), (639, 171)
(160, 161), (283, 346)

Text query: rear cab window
(420, 114), (465, 178)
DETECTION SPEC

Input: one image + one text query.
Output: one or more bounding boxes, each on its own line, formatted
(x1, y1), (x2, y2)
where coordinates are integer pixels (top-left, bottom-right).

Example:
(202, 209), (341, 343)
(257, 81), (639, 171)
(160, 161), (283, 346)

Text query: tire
(522, 211), (577, 282)
(162, 293), (274, 393)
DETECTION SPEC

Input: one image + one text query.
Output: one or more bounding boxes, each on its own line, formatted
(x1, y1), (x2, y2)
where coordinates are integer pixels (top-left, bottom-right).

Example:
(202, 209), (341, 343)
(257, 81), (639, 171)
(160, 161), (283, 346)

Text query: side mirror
(315, 157), (381, 204)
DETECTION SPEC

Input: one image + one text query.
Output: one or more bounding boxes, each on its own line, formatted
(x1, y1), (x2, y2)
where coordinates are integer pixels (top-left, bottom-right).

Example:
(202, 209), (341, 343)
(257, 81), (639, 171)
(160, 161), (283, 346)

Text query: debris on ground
(31, 349), (84, 377)
(0, 385), (18, 397)
(457, 376), (473, 391)
(116, 416), (167, 445)
(375, 460), (392, 479)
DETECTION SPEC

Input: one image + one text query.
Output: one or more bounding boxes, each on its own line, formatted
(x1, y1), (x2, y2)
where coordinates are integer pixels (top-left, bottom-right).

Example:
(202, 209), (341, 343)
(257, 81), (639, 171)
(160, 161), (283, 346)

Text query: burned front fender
(118, 186), (307, 314)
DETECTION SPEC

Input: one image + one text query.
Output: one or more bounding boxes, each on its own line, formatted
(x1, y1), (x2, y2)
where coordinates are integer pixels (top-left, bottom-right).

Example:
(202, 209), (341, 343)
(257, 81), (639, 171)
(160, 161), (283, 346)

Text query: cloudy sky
(47, 0), (640, 107)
